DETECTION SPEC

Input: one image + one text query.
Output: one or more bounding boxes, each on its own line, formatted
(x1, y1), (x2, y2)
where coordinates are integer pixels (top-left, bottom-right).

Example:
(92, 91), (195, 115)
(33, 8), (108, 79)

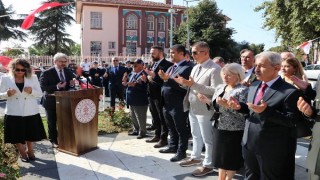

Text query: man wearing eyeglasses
(175, 41), (223, 176)
(39, 52), (75, 148)
(104, 57), (126, 112)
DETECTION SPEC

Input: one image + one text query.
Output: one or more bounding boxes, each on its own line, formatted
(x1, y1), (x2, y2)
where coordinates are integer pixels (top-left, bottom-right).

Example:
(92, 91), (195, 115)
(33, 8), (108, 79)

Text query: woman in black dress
(0, 59), (46, 162)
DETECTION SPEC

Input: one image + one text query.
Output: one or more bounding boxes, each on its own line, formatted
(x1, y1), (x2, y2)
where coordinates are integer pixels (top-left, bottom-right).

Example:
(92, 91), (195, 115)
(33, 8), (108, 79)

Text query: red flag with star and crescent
(21, 2), (70, 30)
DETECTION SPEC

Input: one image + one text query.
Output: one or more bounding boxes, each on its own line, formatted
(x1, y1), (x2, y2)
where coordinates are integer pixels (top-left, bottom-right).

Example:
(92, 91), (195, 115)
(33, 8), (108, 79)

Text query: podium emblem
(75, 99), (96, 123)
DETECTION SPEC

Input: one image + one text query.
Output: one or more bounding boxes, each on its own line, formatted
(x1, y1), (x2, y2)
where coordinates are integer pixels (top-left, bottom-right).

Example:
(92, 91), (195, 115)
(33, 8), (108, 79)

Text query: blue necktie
(114, 67), (118, 75)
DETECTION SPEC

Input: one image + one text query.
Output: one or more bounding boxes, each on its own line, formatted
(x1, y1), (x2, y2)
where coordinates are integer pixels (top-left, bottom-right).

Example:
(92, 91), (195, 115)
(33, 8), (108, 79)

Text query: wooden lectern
(55, 88), (102, 156)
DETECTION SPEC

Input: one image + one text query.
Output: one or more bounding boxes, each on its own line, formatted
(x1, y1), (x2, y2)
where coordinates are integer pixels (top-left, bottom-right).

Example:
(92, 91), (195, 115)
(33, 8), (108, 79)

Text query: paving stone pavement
(0, 100), (308, 179)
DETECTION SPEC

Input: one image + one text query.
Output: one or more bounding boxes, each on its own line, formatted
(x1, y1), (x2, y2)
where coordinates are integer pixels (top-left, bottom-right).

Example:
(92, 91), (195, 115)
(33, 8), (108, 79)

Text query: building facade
(76, 0), (185, 57)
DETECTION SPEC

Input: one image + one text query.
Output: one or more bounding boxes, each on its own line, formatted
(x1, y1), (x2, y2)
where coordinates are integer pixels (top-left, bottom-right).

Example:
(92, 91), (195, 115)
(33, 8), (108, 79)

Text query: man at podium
(39, 52), (75, 148)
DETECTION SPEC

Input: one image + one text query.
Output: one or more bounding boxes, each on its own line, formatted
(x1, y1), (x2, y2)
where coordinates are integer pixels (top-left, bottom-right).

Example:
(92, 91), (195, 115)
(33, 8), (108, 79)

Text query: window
(158, 16), (165, 31)
(108, 51), (116, 56)
(158, 42), (165, 48)
(126, 14), (138, 29)
(108, 42), (116, 49)
(90, 12), (102, 29)
(147, 15), (154, 30)
(126, 42), (137, 56)
(90, 41), (102, 56)
(146, 43), (154, 54)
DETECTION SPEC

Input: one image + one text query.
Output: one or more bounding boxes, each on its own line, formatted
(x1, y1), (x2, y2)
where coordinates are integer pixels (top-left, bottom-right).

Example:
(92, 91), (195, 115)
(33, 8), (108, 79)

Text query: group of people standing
(0, 41), (319, 180)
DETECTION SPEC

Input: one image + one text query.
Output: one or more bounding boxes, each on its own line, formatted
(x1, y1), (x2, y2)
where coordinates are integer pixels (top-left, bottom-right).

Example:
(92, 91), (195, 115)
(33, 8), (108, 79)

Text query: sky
(1, 0), (280, 51)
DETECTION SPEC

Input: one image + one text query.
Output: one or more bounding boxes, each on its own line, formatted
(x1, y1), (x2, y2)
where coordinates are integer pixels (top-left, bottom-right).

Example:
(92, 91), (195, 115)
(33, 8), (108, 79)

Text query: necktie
(114, 67), (118, 75)
(196, 66), (202, 77)
(59, 70), (65, 82)
(254, 83), (268, 105)
(170, 65), (177, 75)
(152, 62), (158, 71)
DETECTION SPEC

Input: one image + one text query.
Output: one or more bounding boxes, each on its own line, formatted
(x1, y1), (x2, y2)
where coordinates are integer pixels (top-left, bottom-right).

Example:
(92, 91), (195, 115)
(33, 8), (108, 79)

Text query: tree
(174, 0), (235, 60)
(249, 43), (265, 55)
(70, 43), (81, 56)
(255, 0), (320, 47)
(0, 0), (27, 44)
(29, 0), (75, 55)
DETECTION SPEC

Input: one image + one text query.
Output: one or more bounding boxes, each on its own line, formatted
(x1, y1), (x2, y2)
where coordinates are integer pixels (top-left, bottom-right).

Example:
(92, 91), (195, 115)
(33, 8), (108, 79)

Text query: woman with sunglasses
(0, 59), (46, 162)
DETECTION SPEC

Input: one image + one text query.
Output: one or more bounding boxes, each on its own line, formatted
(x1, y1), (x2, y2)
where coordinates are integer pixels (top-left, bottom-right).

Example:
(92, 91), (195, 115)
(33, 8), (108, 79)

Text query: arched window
(158, 16), (165, 31)
(126, 14), (138, 29)
(147, 15), (154, 30)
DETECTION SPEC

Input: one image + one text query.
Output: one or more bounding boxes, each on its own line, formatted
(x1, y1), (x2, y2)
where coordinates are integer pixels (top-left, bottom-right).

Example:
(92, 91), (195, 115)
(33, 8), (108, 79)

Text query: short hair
(8, 58), (32, 78)
(170, 44), (187, 56)
(240, 49), (254, 55)
(280, 52), (295, 60)
(192, 41), (210, 52)
(151, 45), (164, 53)
(53, 52), (68, 62)
(221, 63), (245, 83)
(282, 58), (306, 79)
(255, 51), (281, 66)
(213, 56), (225, 63)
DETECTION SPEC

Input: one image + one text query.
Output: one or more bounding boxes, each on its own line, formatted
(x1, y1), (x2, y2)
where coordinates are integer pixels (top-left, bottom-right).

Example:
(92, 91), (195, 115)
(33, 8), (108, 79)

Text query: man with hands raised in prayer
(226, 51), (300, 180)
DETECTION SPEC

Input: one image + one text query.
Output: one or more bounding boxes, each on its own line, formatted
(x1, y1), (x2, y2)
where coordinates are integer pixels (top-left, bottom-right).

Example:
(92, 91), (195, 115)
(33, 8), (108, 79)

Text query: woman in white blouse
(0, 59), (46, 162)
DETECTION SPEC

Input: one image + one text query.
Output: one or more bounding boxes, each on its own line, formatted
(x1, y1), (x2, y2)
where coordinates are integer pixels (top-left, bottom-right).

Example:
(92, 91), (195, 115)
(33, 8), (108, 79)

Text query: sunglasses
(113, 60), (119, 62)
(15, 68), (26, 72)
(191, 51), (205, 55)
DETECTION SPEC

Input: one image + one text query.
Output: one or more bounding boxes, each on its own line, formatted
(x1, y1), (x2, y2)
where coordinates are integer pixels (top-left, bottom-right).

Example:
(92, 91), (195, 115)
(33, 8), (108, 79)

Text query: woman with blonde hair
(0, 59), (46, 162)
(281, 57), (308, 87)
(198, 63), (248, 180)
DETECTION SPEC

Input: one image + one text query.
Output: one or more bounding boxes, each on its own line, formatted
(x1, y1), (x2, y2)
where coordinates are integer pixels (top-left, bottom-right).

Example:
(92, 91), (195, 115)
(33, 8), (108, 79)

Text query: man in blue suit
(158, 44), (193, 162)
(124, 59), (148, 139)
(105, 57), (126, 111)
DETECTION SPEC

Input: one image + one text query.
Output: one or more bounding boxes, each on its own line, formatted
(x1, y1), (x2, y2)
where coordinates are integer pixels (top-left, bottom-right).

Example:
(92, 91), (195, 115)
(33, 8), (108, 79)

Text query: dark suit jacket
(148, 59), (173, 99)
(39, 67), (73, 110)
(89, 68), (105, 87)
(126, 71), (149, 106)
(161, 61), (193, 107)
(241, 78), (301, 149)
(106, 66), (126, 88)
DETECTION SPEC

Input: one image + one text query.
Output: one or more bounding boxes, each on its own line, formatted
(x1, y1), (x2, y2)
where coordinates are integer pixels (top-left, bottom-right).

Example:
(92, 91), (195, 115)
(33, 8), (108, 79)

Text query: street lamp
(168, 0), (175, 48)
(184, 0), (199, 50)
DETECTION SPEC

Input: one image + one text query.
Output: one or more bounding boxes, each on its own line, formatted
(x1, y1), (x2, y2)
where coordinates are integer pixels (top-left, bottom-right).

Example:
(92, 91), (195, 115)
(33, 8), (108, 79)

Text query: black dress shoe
(146, 136), (160, 143)
(128, 131), (138, 136)
(170, 153), (186, 162)
(50, 141), (59, 148)
(137, 134), (147, 139)
(159, 147), (177, 154)
(153, 140), (168, 148)
(146, 125), (156, 131)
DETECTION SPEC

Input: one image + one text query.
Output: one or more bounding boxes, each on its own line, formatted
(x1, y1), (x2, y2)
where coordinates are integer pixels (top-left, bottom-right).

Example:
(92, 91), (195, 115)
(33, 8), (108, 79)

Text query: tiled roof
(82, 0), (185, 9)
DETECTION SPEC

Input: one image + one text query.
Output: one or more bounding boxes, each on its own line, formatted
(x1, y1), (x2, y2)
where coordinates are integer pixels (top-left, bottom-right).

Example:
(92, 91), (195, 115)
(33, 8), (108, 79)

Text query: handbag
(296, 118), (314, 138)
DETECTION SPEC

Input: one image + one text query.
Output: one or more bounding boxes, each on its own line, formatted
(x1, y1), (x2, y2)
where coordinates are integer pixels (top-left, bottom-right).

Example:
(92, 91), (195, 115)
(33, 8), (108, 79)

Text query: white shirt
(80, 61), (91, 71)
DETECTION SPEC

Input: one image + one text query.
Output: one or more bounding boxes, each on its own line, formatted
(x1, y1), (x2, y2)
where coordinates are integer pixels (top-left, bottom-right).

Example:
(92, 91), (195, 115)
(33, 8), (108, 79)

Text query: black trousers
(148, 97), (168, 140)
(45, 108), (58, 143)
(163, 105), (189, 155)
(242, 138), (295, 180)
(109, 85), (124, 107)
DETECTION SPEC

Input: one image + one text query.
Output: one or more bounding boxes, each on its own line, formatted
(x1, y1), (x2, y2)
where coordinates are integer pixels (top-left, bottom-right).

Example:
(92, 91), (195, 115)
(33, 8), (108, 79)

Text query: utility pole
(184, 0), (199, 50)
(169, 0), (175, 48)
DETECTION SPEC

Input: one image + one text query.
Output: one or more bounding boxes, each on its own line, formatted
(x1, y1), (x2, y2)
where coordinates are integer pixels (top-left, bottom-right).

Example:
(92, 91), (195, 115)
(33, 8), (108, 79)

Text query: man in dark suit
(144, 46), (173, 148)
(230, 51), (300, 179)
(158, 44), (193, 162)
(240, 49), (257, 86)
(39, 52), (75, 147)
(105, 57), (126, 111)
(124, 59), (149, 139)
(89, 61), (104, 87)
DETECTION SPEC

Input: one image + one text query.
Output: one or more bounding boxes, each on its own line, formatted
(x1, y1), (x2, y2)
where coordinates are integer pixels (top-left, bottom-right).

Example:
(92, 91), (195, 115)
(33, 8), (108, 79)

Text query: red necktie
(254, 83), (268, 105)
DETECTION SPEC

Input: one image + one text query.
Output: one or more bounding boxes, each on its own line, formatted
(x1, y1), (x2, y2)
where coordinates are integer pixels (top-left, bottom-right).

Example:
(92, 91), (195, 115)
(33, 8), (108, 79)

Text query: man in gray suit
(175, 42), (223, 176)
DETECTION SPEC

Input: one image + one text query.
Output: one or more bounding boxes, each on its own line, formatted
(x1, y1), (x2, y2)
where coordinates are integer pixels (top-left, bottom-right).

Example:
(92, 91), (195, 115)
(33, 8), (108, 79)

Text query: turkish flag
(0, 56), (12, 69)
(21, 2), (70, 30)
(296, 41), (312, 54)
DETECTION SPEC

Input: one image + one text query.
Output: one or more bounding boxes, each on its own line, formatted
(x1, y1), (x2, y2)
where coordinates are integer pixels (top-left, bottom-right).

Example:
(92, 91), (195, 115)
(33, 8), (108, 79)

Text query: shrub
(0, 118), (20, 179)
(103, 102), (131, 129)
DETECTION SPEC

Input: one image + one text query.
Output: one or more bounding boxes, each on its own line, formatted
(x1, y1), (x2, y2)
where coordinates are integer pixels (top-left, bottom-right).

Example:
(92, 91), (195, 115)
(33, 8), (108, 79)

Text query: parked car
(304, 64), (320, 88)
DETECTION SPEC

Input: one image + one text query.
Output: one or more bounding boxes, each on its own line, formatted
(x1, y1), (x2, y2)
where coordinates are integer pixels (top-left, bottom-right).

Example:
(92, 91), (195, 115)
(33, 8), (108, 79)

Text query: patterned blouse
(213, 84), (248, 131)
